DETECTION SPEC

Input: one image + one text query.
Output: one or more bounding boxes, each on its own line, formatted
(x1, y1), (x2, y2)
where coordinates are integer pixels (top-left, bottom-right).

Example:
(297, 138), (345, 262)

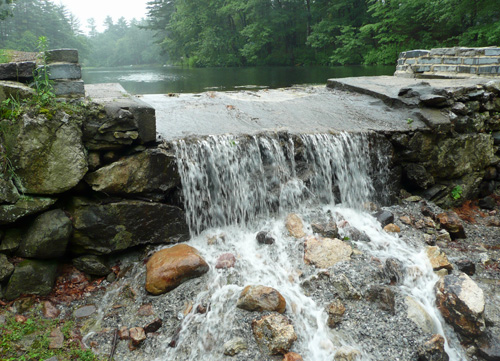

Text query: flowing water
(157, 132), (465, 361)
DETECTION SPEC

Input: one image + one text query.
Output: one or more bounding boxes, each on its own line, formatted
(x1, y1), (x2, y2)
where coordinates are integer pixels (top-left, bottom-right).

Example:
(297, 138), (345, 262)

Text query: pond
(82, 65), (395, 94)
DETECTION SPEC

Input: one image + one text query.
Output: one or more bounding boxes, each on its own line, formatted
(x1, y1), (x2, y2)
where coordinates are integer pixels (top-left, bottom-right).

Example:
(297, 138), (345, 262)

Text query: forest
(0, 0), (499, 67)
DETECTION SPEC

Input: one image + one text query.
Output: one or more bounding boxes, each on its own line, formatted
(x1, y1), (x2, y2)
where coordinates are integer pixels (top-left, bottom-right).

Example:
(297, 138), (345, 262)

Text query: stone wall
(395, 47), (500, 78)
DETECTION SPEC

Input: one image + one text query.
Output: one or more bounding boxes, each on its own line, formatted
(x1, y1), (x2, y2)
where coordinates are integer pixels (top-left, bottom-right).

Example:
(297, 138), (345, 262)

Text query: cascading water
(159, 131), (466, 361)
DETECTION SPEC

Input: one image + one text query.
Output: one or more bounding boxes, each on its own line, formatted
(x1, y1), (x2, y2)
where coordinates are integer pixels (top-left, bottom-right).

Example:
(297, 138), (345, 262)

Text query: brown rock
(145, 244), (209, 295)
(399, 216), (412, 225)
(304, 236), (352, 269)
(42, 301), (60, 319)
(424, 217), (436, 228)
(436, 211), (466, 239)
(426, 246), (453, 271)
(417, 334), (449, 361)
(118, 326), (130, 340)
(326, 300), (346, 328)
(286, 214), (305, 238)
(252, 313), (297, 355)
(334, 346), (362, 361)
(223, 337), (247, 356)
(48, 328), (64, 349)
(144, 318), (163, 333)
(137, 303), (154, 316)
(15, 314), (27, 323)
(383, 223), (401, 233)
(237, 285), (286, 313)
(215, 253), (236, 269)
(129, 327), (146, 346)
(283, 352), (304, 361)
(366, 286), (395, 314)
(435, 272), (485, 337)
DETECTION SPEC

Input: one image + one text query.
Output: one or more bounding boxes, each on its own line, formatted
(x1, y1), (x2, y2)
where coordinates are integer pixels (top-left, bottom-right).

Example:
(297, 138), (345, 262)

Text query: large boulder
(0, 196), (57, 225)
(3, 259), (58, 300)
(252, 313), (297, 355)
(84, 148), (179, 198)
(237, 285), (286, 313)
(145, 244), (209, 295)
(17, 209), (72, 259)
(0, 80), (34, 102)
(6, 114), (88, 194)
(68, 197), (189, 254)
(435, 272), (485, 337)
(436, 211), (466, 239)
(304, 236), (352, 268)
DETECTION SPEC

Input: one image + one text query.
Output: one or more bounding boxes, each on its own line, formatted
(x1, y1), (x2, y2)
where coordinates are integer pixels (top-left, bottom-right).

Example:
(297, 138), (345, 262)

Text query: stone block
(458, 66), (476, 74)
(0, 61), (36, 82)
(477, 58), (500, 65)
(415, 66), (431, 73)
(463, 58), (479, 65)
(53, 80), (85, 98)
(0, 81), (34, 102)
(406, 59), (416, 65)
(433, 66), (457, 72)
(398, 59), (404, 65)
(443, 58), (462, 65)
(45, 49), (79, 64)
(418, 57), (443, 64)
(430, 48), (458, 56)
(459, 48), (483, 56)
(405, 50), (430, 58)
(43, 63), (81, 80)
(478, 66), (500, 75)
(485, 48), (500, 56)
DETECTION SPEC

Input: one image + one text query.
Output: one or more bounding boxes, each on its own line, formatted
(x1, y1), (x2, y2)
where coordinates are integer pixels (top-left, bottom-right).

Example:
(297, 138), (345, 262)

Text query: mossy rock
(4, 259), (58, 300)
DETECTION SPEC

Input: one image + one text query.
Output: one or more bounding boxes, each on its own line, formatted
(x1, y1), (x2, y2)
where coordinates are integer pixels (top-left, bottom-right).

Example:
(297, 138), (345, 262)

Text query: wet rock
(0, 177), (20, 204)
(373, 210), (394, 227)
(17, 209), (72, 259)
(420, 94), (447, 107)
(42, 301), (61, 319)
(436, 211), (466, 239)
(144, 318), (163, 333)
(285, 213), (305, 238)
(426, 246), (453, 271)
(283, 352), (304, 361)
(456, 259), (476, 276)
(145, 244), (209, 295)
(451, 102), (468, 115)
(366, 285), (396, 314)
(223, 337), (247, 356)
(416, 334), (449, 361)
(7, 113), (87, 194)
(0, 253), (14, 281)
(476, 329), (500, 361)
(48, 328), (64, 349)
(0, 196), (57, 225)
(435, 272), (485, 337)
(73, 305), (97, 318)
(4, 260), (58, 300)
(256, 231), (275, 245)
(237, 285), (286, 313)
(215, 253), (236, 269)
(311, 221), (339, 239)
(405, 296), (437, 334)
(345, 227), (371, 242)
(334, 346), (362, 361)
(252, 313), (297, 355)
(330, 273), (362, 300)
(129, 327), (146, 346)
(69, 197), (189, 255)
(326, 299), (346, 328)
(479, 196), (496, 210)
(383, 258), (405, 284)
(304, 236), (352, 268)
(383, 223), (401, 233)
(84, 148), (179, 199)
(72, 255), (110, 276)
(404, 163), (435, 189)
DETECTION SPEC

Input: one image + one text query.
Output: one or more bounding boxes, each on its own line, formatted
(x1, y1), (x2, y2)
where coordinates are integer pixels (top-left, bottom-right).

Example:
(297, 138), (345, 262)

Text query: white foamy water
(156, 132), (466, 361)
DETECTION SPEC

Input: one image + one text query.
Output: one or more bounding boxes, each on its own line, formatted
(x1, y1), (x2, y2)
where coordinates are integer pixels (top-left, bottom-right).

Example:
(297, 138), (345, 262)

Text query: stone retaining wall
(395, 47), (500, 78)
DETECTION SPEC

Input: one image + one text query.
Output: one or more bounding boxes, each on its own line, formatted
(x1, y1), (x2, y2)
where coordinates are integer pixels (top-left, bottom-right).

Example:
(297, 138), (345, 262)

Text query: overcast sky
(56, 0), (150, 33)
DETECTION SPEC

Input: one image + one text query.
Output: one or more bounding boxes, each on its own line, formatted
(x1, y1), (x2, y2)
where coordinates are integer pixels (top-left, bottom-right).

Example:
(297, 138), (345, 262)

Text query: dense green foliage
(145, 0), (500, 67)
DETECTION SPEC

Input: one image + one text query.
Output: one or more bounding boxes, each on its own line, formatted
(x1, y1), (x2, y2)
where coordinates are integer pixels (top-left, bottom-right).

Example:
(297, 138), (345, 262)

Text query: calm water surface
(82, 65), (395, 94)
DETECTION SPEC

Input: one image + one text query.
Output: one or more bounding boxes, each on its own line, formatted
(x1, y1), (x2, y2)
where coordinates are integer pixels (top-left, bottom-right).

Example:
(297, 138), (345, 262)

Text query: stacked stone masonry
(44, 49), (84, 98)
(395, 47), (500, 78)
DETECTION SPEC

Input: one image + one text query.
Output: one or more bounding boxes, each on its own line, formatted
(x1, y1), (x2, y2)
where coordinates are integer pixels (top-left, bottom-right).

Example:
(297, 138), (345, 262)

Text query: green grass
(0, 49), (12, 63)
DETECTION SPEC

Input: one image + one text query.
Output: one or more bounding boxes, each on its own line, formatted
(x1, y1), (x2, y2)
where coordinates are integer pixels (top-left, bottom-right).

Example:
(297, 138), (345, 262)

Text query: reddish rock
(42, 301), (60, 319)
(252, 313), (297, 355)
(137, 303), (154, 316)
(129, 327), (146, 347)
(286, 214), (305, 238)
(435, 272), (485, 337)
(304, 236), (352, 268)
(237, 285), (286, 313)
(436, 211), (466, 239)
(283, 352), (304, 361)
(48, 328), (64, 349)
(145, 244), (209, 295)
(144, 318), (163, 333)
(215, 253), (236, 269)
(118, 326), (130, 340)
(426, 246), (453, 271)
(326, 300), (346, 328)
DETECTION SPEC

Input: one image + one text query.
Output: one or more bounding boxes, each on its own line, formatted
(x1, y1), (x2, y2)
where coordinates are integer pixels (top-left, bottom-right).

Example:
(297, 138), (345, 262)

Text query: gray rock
(4, 259), (58, 300)
(84, 148), (179, 198)
(0, 177), (20, 204)
(0, 62), (36, 82)
(17, 209), (72, 259)
(477, 329), (500, 361)
(0, 80), (35, 102)
(73, 305), (97, 318)
(374, 210), (394, 226)
(6, 113), (87, 195)
(45, 49), (79, 64)
(366, 285), (396, 314)
(256, 231), (275, 245)
(478, 196), (496, 210)
(404, 163), (435, 189)
(0, 196), (57, 225)
(405, 296), (437, 334)
(68, 197), (189, 254)
(383, 257), (405, 283)
(0, 253), (14, 281)
(223, 337), (247, 356)
(42, 63), (81, 80)
(420, 94), (447, 107)
(0, 228), (22, 254)
(53, 80), (84, 98)
(72, 255), (109, 276)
